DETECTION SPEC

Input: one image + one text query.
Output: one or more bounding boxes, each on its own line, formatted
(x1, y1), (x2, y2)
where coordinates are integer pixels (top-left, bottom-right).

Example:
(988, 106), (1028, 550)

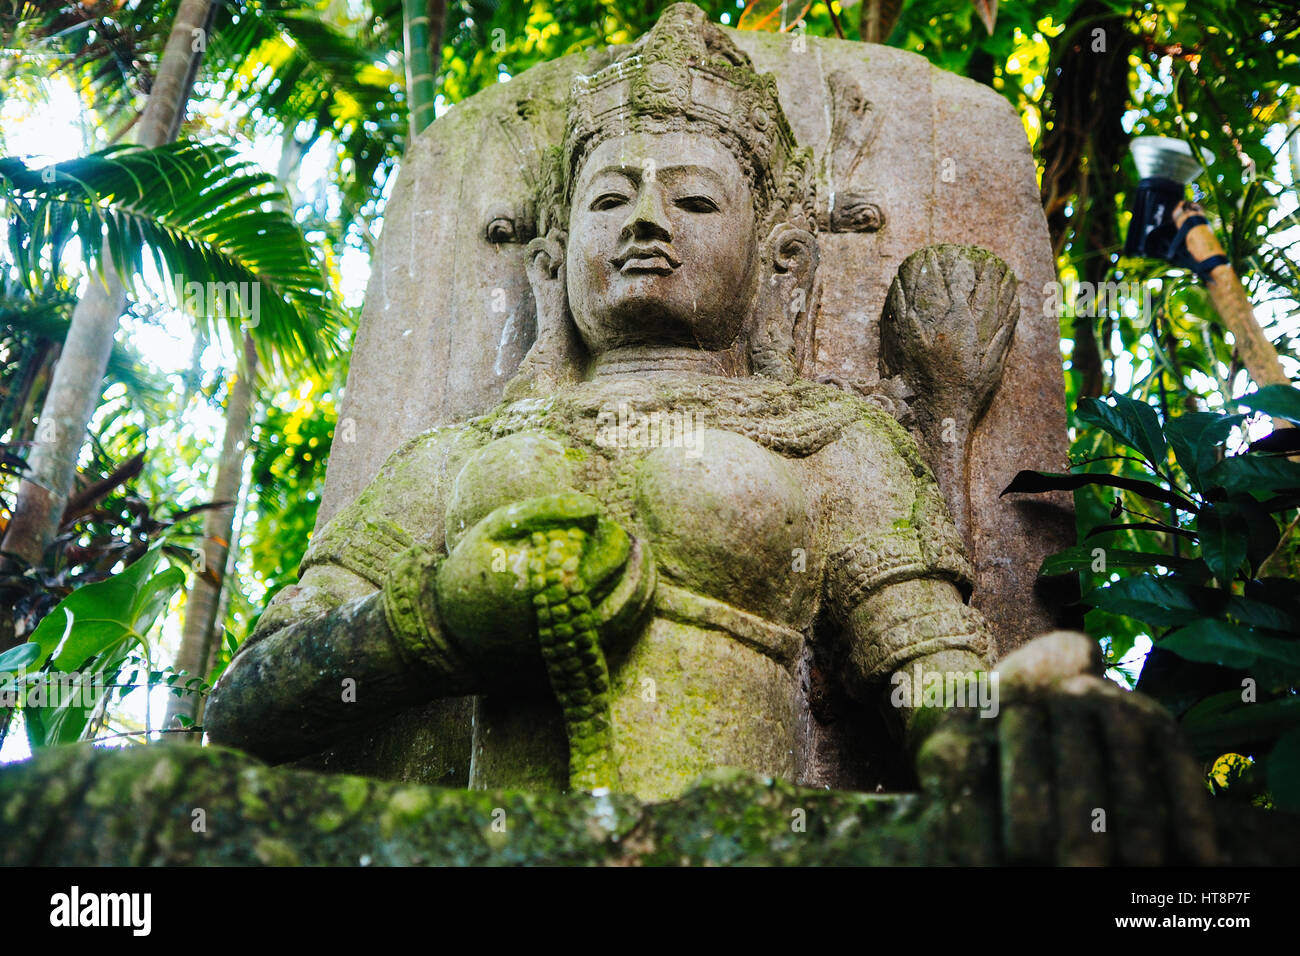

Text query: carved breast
(631, 427), (815, 628)
(441, 421), (819, 633)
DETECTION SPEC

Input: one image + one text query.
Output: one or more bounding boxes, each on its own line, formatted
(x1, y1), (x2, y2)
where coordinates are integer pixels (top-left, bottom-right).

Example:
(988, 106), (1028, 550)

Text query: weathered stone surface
(0, 745), (935, 866)
(2, 745), (1294, 866)
(211, 373), (995, 796)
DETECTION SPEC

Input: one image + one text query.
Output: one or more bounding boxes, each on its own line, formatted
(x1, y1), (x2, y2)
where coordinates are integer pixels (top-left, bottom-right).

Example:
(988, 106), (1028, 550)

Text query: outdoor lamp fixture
(1122, 134), (1294, 410)
(1124, 135), (1225, 278)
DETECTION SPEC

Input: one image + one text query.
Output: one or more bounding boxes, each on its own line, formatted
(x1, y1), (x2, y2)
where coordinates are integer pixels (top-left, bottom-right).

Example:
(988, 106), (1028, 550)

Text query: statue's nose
(620, 182), (672, 243)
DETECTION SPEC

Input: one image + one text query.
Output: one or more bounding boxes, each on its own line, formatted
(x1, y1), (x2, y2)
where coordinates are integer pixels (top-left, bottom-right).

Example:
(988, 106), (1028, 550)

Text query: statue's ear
(506, 230), (586, 400)
(525, 232), (564, 289)
(749, 223), (819, 381)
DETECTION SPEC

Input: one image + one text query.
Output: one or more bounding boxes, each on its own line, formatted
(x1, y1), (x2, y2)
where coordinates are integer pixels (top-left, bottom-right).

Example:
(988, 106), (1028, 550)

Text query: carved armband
(828, 526), (929, 613)
(303, 505), (416, 588)
(854, 604), (992, 682)
(827, 484), (975, 617)
(381, 544), (469, 680)
(912, 480), (975, 593)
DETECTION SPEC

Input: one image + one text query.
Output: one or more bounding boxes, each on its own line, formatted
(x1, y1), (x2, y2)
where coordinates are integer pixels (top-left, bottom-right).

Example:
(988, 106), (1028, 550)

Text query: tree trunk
(0, 0), (213, 571)
(166, 334), (258, 734)
(427, 0), (446, 85)
(403, 0), (446, 138)
(858, 0), (902, 43)
(1038, 2), (1134, 401)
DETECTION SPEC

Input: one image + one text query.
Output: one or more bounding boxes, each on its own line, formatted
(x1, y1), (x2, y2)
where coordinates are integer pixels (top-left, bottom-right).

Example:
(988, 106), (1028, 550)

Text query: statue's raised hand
(917, 632), (1218, 865)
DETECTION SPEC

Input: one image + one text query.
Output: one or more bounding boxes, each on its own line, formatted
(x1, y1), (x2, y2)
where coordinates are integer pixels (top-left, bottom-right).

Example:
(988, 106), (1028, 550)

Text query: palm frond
(0, 139), (343, 374)
(203, 2), (405, 224)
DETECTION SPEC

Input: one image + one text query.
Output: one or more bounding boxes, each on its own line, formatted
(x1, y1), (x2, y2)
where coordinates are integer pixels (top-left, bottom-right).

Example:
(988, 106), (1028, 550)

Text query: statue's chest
(448, 420), (820, 627)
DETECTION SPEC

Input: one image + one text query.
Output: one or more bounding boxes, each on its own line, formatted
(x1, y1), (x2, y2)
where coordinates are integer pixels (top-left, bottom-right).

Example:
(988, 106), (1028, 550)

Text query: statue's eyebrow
(585, 166), (639, 186)
(584, 164), (728, 190)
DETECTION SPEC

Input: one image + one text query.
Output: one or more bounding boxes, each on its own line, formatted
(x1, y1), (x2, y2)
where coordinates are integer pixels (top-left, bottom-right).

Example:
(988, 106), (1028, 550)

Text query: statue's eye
(675, 195), (719, 213)
(590, 192), (629, 211)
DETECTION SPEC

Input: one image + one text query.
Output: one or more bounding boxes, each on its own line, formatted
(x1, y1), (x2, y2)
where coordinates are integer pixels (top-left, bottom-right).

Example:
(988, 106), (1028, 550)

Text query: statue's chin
(577, 302), (743, 354)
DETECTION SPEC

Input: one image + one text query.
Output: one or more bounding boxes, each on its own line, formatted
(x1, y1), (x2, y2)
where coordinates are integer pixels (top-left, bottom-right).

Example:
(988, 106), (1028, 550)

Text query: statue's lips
(611, 245), (681, 276)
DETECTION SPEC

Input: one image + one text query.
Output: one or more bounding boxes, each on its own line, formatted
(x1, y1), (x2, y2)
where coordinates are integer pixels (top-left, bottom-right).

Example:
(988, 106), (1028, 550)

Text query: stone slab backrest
(318, 29), (1073, 658)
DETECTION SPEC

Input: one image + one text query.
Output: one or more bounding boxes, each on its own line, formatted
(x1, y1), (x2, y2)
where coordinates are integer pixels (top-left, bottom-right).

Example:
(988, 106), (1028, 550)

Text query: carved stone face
(565, 130), (759, 354)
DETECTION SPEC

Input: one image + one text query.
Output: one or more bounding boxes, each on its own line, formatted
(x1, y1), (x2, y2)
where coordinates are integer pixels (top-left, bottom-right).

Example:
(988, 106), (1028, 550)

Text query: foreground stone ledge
(1, 745), (1295, 866)
(0, 745), (935, 865)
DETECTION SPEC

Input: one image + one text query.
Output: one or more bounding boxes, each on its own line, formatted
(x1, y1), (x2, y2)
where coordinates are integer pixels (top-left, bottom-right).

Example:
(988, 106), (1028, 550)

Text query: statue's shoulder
(371, 418), (496, 479)
(772, 377), (923, 461)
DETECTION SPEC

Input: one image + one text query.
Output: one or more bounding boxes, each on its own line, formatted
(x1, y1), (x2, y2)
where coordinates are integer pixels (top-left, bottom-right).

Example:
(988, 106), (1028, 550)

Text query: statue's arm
(204, 427), (483, 762)
(821, 413), (993, 758)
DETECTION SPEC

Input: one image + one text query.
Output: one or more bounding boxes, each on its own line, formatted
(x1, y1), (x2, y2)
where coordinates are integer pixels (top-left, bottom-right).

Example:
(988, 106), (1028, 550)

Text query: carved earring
(505, 230), (587, 400)
(749, 224), (818, 382)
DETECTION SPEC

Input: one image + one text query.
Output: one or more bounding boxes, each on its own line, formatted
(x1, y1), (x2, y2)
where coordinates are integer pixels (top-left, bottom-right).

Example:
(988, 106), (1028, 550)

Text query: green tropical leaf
(1204, 455), (1300, 496)
(1165, 411), (1242, 492)
(1234, 384), (1300, 424)
(1195, 503), (1248, 585)
(27, 548), (185, 670)
(1038, 545), (1190, 576)
(24, 635), (136, 749)
(1001, 469), (1196, 511)
(1268, 727), (1300, 810)
(1222, 592), (1300, 634)
(0, 641), (40, 673)
(1083, 575), (1220, 627)
(1077, 395), (1168, 471)
(0, 140), (343, 374)
(1181, 696), (1300, 758)
(1160, 619), (1300, 670)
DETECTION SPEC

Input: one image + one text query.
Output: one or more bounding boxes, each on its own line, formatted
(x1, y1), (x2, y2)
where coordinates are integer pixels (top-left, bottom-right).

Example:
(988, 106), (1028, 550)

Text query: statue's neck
(590, 346), (730, 381)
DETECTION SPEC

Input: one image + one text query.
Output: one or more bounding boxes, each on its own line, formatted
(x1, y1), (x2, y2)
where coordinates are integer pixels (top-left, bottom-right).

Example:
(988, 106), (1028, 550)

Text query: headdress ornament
(555, 3), (813, 234)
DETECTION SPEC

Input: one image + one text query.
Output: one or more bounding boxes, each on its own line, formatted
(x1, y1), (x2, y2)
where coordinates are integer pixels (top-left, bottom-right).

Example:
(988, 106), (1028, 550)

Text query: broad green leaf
(1161, 619), (1300, 669)
(1077, 395), (1168, 470)
(1165, 411), (1242, 492)
(1234, 384), (1300, 424)
(1204, 455), (1300, 495)
(1223, 593), (1300, 634)
(1181, 696), (1300, 757)
(1038, 546), (1189, 576)
(1248, 428), (1300, 455)
(1001, 469), (1195, 511)
(1195, 503), (1247, 586)
(27, 635), (134, 749)
(0, 642), (40, 673)
(1244, 577), (1300, 616)
(27, 550), (185, 670)
(1268, 727), (1300, 811)
(1227, 495), (1283, 575)
(1084, 575), (1219, 627)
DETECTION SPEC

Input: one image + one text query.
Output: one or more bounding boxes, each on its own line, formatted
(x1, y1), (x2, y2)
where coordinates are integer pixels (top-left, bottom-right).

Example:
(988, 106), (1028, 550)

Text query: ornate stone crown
(555, 3), (814, 235)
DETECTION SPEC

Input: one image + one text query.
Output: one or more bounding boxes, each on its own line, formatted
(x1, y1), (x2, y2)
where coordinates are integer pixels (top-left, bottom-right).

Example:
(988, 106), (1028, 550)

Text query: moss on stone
(2, 744), (1293, 865)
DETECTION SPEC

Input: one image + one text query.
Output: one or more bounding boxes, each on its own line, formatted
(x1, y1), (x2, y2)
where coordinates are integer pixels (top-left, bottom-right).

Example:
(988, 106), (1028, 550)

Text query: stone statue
(206, 4), (1214, 863)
